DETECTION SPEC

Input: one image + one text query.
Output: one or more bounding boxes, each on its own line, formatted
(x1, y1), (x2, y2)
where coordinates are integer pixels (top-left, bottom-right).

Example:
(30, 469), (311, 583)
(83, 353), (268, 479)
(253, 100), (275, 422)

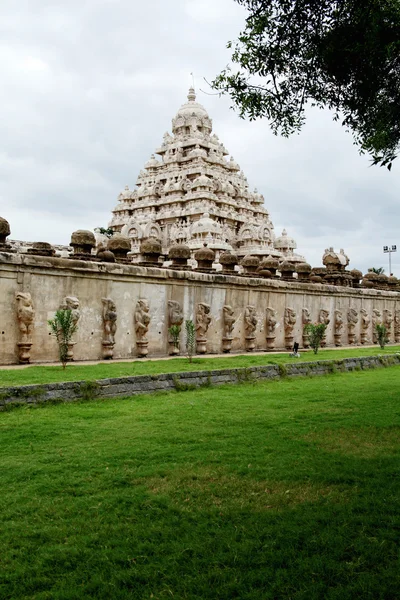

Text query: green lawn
(1, 344), (400, 387)
(0, 368), (399, 599)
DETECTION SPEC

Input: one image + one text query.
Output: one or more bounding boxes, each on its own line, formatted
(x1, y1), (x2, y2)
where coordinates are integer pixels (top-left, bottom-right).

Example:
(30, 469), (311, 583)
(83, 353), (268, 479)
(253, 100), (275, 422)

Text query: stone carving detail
(372, 309), (381, 344)
(15, 292), (34, 363)
(302, 307), (311, 348)
(394, 310), (400, 343)
(284, 307), (296, 350)
(266, 307), (277, 350)
(360, 308), (370, 344)
(168, 300), (184, 355)
(135, 299), (151, 357)
(222, 305), (236, 353)
(60, 296), (80, 360)
(347, 308), (358, 345)
(334, 309), (343, 347)
(244, 305), (258, 351)
(196, 303), (211, 354)
(102, 298), (117, 359)
(319, 309), (330, 347)
(383, 309), (393, 340)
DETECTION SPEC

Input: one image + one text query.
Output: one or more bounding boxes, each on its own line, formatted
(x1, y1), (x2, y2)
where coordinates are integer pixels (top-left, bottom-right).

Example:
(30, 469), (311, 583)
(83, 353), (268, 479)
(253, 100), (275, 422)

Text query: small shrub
(304, 323), (327, 354)
(375, 324), (389, 349)
(79, 381), (100, 402)
(168, 325), (181, 350)
(278, 364), (288, 378)
(48, 309), (78, 369)
(185, 320), (196, 363)
(236, 368), (254, 383)
(172, 375), (196, 392)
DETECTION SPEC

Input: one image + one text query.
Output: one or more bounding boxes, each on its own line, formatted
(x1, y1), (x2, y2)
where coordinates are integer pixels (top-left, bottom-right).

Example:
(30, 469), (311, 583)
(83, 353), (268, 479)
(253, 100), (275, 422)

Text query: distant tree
(370, 267), (385, 274)
(212, 0), (400, 169)
(98, 227), (114, 238)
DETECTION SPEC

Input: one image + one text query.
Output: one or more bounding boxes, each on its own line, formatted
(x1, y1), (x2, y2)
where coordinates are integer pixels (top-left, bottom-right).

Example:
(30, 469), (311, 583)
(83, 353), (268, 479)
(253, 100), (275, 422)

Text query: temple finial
(188, 86), (196, 102)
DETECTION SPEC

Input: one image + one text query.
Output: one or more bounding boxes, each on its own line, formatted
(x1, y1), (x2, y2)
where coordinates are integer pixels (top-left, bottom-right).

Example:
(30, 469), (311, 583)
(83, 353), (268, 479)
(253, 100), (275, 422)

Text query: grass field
(1, 344), (399, 387)
(0, 367), (399, 599)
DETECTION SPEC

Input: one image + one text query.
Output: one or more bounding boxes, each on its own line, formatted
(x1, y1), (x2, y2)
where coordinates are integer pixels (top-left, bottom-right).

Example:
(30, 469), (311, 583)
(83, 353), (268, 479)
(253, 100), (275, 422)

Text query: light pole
(383, 245), (397, 275)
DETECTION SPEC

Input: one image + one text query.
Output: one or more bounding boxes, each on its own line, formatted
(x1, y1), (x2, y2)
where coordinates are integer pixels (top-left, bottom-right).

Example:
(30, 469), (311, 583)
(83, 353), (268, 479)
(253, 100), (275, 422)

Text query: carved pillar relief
(347, 308), (358, 345)
(60, 296), (80, 361)
(372, 309), (381, 344)
(266, 307), (277, 351)
(360, 308), (370, 344)
(135, 299), (151, 357)
(102, 298), (117, 359)
(318, 309), (330, 347)
(394, 310), (400, 343)
(15, 292), (34, 364)
(244, 305), (258, 351)
(168, 300), (184, 355)
(383, 309), (393, 340)
(334, 309), (343, 347)
(196, 303), (211, 354)
(302, 308), (311, 349)
(284, 307), (296, 350)
(222, 305), (236, 353)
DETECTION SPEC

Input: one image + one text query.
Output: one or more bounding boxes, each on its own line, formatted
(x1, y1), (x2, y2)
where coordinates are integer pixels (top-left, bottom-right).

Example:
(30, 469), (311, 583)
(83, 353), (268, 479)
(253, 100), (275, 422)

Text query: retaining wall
(1, 354), (399, 407)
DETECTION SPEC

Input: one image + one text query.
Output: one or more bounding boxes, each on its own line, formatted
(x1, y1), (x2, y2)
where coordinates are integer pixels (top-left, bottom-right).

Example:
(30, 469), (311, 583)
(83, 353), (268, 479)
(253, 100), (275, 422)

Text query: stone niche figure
(302, 307), (312, 349)
(60, 296), (80, 360)
(383, 309), (393, 340)
(196, 302), (212, 354)
(372, 309), (382, 344)
(360, 308), (370, 344)
(334, 309), (343, 347)
(168, 300), (184, 355)
(102, 298), (117, 359)
(15, 292), (35, 364)
(244, 305), (258, 351)
(222, 305), (236, 353)
(284, 307), (296, 350)
(347, 308), (358, 345)
(266, 307), (277, 350)
(394, 310), (400, 343)
(135, 299), (151, 357)
(318, 309), (330, 347)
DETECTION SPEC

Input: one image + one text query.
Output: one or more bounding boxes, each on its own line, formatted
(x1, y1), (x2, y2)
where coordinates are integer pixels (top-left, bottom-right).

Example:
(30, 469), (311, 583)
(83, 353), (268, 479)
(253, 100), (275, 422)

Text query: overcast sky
(1, 0), (399, 274)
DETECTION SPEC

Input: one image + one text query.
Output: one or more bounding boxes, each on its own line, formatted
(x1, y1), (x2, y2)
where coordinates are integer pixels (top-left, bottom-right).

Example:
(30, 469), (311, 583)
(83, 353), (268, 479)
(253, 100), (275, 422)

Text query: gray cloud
(0, 0), (399, 275)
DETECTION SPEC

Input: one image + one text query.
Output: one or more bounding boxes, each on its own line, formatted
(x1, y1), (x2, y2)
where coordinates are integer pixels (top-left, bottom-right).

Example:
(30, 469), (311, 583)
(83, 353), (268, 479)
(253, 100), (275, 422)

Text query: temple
(108, 88), (305, 264)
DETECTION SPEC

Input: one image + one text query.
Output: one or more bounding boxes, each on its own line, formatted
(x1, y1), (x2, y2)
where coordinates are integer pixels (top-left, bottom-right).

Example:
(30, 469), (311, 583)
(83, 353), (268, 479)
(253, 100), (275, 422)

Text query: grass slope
(0, 368), (399, 599)
(1, 344), (399, 387)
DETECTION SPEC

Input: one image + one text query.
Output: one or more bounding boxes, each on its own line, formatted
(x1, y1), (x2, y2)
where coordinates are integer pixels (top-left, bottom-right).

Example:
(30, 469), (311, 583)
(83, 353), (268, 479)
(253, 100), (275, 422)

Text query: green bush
(185, 320), (196, 363)
(48, 309), (78, 369)
(304, 323), (327, 354)
(375, 324), (389, 349)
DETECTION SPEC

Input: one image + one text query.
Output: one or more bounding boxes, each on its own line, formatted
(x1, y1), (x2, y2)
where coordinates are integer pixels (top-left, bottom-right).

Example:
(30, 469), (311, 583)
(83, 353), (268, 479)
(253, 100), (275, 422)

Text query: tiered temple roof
(109, 88), (305, 263)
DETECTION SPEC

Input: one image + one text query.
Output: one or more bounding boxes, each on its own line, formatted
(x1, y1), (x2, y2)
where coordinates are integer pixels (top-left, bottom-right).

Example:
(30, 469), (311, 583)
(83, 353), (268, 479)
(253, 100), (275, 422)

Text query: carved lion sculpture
(15, 292), (34, 342)
(222, 305), (236, 337)
(244, 306), (258, 337)
(102, 298), (117, 344)
(135, 299), (150, 341)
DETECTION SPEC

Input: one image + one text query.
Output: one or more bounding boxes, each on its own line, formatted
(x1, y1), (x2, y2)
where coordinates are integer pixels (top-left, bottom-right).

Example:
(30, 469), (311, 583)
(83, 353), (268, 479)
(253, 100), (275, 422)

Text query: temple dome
(191, 213), (222, 237)
(174, 87), (210, 121)
(172, 88), (212, 135)
(274, 229), (297, 250)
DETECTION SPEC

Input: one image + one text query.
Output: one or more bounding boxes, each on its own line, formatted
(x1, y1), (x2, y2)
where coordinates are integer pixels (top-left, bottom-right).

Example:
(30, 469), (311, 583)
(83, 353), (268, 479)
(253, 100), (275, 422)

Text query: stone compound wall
(1, 251), (400, 365)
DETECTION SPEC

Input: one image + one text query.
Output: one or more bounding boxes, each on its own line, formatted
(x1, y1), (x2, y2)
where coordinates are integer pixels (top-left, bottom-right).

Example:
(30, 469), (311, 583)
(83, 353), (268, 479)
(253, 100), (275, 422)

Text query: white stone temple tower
(109, 88), (305, 263)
